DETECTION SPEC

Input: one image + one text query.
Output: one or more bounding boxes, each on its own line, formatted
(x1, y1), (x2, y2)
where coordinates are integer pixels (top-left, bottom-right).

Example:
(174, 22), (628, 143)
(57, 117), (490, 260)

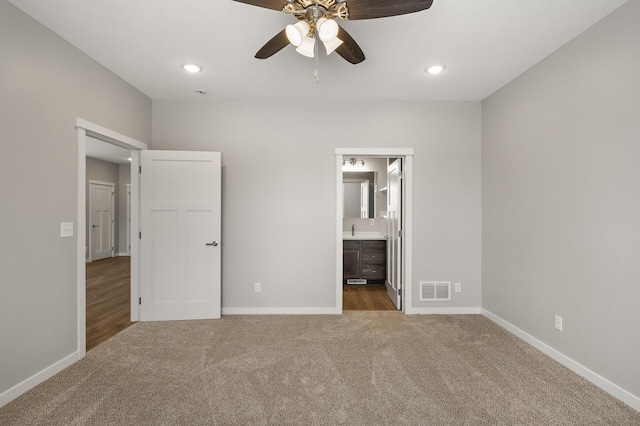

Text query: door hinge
(139, 297), (142, 305)
(398, 230), (404, 238)
(399, 172), (405, 179)
(398, 288), (402, 297)
(139, 165), (142, 174)
(139, 231), (142, 239)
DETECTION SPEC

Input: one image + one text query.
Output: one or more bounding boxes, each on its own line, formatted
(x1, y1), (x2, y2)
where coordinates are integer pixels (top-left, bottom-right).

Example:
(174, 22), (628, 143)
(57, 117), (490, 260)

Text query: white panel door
(386, 159), (402, 309)
(140, 150), (221, 321)
(90, 182), (114, 261)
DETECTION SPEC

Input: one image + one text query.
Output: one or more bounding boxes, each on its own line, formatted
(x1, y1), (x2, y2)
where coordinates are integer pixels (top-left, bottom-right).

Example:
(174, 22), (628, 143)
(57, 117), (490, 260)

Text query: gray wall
(152, 100), (482, 311)
(0, 1), (150, 398)
(482, 1), (640, 398)
(85, 157), (120, 259)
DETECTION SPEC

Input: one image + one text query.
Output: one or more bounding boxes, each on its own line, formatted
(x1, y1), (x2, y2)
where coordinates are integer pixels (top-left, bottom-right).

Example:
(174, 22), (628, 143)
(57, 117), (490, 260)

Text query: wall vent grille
(420, 281), (451, 301)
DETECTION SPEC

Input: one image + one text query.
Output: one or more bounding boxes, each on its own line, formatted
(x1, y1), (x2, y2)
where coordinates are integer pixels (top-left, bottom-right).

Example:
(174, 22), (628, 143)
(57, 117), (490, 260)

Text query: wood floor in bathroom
(343, 285), (398, 311)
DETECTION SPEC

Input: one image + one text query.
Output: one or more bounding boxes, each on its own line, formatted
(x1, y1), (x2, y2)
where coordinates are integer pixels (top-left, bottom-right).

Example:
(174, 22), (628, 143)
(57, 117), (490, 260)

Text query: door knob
(205, 241), (219, 246)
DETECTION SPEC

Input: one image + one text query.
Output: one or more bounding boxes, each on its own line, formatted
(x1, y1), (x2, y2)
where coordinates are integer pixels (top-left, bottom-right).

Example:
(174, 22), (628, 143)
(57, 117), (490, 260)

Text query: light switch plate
(555, 315), (563, 332)
(60, 222), (74, 238)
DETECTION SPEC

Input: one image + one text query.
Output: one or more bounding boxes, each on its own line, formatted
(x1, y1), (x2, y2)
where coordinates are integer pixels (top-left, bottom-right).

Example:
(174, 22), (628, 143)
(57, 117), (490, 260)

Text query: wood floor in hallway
(86, 256), (135, 351)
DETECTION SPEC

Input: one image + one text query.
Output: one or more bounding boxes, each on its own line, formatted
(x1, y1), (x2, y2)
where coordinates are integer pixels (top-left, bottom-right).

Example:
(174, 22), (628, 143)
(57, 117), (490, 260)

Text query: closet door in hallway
(89, 181), (115, 261)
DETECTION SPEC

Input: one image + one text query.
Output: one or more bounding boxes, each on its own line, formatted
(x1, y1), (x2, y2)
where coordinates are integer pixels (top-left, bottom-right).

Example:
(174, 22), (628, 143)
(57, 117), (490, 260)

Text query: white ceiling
(10, 0), (627, 102)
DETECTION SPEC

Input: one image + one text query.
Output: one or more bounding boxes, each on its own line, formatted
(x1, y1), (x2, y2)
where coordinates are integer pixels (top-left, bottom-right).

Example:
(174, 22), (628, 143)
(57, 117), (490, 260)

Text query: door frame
(76, 118), (147, 359)
(335, 148), (414, 314)
(87, 180), (115, 262)
(126, 183), (131, 256)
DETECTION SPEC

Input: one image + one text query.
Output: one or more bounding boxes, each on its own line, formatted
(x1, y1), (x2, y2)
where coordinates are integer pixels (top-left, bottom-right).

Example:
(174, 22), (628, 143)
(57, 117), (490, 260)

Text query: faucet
(352, 224), (355, 236)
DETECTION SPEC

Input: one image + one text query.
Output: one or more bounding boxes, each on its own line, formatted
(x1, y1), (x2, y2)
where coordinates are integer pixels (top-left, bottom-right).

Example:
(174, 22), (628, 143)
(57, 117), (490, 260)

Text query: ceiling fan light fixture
(296, 36), (316, 58)
(286, 21), (310, 47)
(323, 37), (343, 55)
(316, 17), (339, 43)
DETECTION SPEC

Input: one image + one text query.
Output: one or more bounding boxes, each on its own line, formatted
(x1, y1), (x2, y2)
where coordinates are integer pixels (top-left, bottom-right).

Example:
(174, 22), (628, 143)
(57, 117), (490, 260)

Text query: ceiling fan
(232, 0), (434, 65)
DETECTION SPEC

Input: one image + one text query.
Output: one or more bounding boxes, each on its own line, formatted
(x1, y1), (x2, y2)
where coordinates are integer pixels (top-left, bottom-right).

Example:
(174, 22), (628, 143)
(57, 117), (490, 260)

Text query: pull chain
(314, 0), (320, 83)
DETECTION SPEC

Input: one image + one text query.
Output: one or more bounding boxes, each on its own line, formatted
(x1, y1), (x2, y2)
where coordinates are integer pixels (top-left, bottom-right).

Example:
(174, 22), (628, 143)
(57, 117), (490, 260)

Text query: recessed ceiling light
(182, 64), (202, 73)
(426, 65), (445, 75)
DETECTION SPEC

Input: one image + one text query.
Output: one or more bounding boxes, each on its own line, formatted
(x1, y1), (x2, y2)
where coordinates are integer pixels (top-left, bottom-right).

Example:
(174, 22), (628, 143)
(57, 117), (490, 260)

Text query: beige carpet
(1, 313), (638, 425)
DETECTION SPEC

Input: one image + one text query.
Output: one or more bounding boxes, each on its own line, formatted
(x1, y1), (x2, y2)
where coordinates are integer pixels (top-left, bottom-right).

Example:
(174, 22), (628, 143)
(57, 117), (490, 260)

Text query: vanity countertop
(343, 232), (386, 241)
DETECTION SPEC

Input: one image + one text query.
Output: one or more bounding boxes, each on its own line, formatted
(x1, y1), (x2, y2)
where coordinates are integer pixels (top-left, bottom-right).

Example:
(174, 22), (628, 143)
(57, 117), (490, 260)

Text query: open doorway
(335, 149), (414, 314)
(85, 137), (134, 350)
(76, 118), (147, 359)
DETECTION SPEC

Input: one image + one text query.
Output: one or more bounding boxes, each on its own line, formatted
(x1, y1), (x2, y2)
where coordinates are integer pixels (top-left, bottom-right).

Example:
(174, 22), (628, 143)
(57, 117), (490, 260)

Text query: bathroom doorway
(335, 148), (414, 314)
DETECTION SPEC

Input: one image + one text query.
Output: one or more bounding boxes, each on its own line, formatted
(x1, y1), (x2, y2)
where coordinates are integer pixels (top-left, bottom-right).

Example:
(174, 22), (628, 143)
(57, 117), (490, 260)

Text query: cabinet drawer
(362, 240), (386, 250)
(362, 251), (385, 264)
(362, 265), (385, 280)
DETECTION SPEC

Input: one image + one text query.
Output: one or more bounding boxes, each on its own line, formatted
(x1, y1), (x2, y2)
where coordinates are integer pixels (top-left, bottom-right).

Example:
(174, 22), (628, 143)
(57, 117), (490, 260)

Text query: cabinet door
(343, 249), (360, 279)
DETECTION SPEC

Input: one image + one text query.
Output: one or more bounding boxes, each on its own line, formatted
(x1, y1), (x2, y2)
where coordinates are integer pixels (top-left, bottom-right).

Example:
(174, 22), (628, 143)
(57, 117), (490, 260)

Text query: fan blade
(231, 0), (286, 12)
(335, 26), (365, 64)
(346, 0), (433, 20)
(255, 29), (290, 59)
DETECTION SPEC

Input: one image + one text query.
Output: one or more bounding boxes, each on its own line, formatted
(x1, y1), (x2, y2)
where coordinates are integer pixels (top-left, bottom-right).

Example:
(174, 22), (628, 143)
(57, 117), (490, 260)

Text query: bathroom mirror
(343, 172), (376, 219)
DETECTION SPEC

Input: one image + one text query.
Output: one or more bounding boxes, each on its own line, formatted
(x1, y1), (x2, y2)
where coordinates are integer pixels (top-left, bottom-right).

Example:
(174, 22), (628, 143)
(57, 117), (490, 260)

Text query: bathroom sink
(342, 232), (386, 240)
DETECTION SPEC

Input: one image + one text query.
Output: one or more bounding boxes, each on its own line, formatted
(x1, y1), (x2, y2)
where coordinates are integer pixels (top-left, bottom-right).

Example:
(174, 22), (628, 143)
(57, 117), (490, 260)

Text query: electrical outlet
(555, 315), (563, 332)
(254, 282), (261, 293)
(454, 282), (461, 293)
(60, 222), (74, 237)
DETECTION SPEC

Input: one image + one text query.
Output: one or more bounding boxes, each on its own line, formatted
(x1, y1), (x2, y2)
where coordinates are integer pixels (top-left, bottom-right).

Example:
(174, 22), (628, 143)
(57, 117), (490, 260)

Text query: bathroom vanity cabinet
(343, 240), (386, 284)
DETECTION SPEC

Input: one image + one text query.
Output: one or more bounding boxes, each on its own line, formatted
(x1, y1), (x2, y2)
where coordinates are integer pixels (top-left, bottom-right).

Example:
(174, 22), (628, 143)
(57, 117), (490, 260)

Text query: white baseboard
(408, 307), (482, 315)
(0, 351), (79, 408)
(116, 252), (130, 257)
(222, 307), (340, 315)
(482, 309), (640, 413)
(222, 307), (483, 315)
